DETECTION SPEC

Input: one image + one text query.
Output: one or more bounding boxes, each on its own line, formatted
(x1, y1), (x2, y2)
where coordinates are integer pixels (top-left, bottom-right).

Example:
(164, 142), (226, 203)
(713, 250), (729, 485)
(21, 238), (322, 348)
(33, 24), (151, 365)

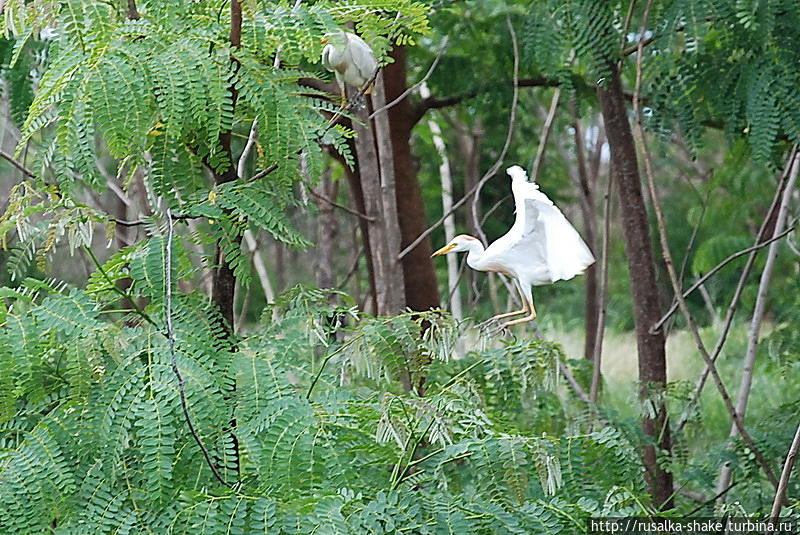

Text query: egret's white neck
(464, 240), (487, 271)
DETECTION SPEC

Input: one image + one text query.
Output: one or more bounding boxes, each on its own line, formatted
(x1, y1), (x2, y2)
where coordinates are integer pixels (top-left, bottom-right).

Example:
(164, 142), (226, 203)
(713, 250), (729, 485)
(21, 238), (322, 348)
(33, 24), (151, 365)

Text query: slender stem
(164, 209), (235, 490)
(469, 16), (519, 248)
(368, 36), (450, 120)
(530, 87), (562, 182)
(0, 149), (36, 178)
(306, 337), (360, 399)
(83, 246), (157, 327)
(653, 226), (796, 332)
(674, 153), (797, 433)
(589, 165), (613, 404)
(767, 422), (800, 532)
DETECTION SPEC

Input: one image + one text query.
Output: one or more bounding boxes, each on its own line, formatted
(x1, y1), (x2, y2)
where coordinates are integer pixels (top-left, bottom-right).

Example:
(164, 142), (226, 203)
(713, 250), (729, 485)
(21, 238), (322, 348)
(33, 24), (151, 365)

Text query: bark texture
(352, 92), (405, 315)
(384, 47), (440, 311)
(596, 63), (673, 510)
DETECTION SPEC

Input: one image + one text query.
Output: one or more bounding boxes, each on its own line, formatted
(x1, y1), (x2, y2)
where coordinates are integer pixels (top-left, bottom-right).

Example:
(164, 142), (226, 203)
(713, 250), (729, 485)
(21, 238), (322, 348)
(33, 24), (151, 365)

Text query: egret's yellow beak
(431, 243), (456, 257)
(320, 37), (330, 44)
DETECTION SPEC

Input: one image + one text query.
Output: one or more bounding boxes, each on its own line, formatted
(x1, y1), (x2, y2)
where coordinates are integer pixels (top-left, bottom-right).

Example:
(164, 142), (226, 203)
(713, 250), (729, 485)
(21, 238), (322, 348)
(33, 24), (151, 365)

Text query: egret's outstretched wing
(490, 170), (595, 285)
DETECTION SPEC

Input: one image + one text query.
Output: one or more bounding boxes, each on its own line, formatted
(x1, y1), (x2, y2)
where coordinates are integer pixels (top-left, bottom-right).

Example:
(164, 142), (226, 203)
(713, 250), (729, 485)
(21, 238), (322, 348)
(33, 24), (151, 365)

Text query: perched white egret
(432, 165), (595, 329)
(320, 30), (378, 99)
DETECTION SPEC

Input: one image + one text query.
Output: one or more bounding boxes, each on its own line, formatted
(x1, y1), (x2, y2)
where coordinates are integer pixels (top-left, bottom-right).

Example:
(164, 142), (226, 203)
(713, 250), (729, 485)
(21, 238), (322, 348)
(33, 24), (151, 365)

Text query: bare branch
(767, 422), (800, 532)
(368, 36), (449, 120)
(304, 179), (375, 221)
(470, 16), (519, 247)
(590, 166), (613, 404)
(674, 151), (797, 433)
(653, 225), (797, 332)
(0, 149), (35, 178)
(530, 86), (562, 182)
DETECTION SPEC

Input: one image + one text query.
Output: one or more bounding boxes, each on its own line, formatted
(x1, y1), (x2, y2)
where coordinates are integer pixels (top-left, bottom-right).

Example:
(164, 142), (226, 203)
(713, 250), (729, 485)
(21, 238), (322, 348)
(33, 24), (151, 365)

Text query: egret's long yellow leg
(500, 302), (537, 329)
(487, 280), (528, 322)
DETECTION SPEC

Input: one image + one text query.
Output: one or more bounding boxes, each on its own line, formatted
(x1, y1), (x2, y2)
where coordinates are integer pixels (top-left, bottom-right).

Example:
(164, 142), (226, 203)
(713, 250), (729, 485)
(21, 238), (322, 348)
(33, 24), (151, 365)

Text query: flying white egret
(432, 165), (595, 329)
(320, 30), (378, 99)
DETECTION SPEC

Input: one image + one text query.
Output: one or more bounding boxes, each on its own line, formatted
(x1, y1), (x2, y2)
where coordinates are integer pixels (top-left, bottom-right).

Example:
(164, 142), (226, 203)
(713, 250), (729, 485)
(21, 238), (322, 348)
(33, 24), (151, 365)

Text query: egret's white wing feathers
(487, 166), (595, 285)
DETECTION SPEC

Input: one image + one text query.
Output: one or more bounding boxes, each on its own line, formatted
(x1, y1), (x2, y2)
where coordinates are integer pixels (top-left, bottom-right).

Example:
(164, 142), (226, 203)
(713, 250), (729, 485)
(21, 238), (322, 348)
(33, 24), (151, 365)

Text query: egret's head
(506, 165), (528, 182)
(320, 30), (346, 45)
(431, 234), (480, 257)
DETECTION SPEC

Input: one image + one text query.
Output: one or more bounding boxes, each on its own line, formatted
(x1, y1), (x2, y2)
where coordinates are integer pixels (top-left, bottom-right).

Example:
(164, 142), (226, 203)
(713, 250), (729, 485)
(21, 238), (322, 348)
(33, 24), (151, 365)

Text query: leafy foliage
(0, 279), (652, 533)
(0, 0), (429, 287)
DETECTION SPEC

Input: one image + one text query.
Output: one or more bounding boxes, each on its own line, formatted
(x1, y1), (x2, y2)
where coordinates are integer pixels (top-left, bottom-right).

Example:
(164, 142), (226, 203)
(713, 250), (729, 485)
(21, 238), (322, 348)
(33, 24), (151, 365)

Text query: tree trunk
(352, 85), (405, 315)
(384, 46), (440, 311)
(596, 62), (673, 510)
(314, 166), (338, 291)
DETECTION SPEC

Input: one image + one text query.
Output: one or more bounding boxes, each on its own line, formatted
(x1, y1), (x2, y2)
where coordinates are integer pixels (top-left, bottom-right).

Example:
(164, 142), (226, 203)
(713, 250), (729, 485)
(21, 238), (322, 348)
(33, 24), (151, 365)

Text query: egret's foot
(476, 317), (499, 330)
(487, 322), (516, 340)
(348, 94), (368, 110)
(477, 309), (528, 330)
(499, 310), (538, 330)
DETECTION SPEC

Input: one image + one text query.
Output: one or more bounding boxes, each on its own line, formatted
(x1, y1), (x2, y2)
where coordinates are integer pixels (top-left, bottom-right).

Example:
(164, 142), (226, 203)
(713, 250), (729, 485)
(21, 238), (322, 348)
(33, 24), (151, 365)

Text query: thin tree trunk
(352, 84), (404, 315)
(385, 47), (440, 311)
(590, 165), (613, 405)
(597, 61), (673, 510)
(717, 153), (800, 497)
(456, 118), (483, 304)
(314, 167), (338, 291)
(570, 103), (600, 361)
(211, 0), (242, 329)
(420, 82), (462, 320)
(242, 230), (275, 304)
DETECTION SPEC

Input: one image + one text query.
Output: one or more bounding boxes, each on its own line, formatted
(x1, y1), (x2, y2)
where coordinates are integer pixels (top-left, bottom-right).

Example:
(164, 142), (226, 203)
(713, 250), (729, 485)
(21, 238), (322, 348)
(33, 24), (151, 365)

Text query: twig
(83, 246), (157, 327)
(717, 152), (800, 498)
(632, 2), (779, 490)
(399, 19), (519, 260)
(530, 87), (562, 182)
(368, 36), (449, 120)
(113, 213), (197, 226)
(766, 422), (800, 533)
(674, 155), (797, 433)
(652, 225), (797, 332)
(164, 209), (235, 490)
(559, 360), (590, 404)
(237, 119), (258, 180)
(470, 16), (520, 247)
(335, 246), (364, 289)
(0, 149), (35, 178)
(304, 179), (375, 221)
(685, 482), (738, 516)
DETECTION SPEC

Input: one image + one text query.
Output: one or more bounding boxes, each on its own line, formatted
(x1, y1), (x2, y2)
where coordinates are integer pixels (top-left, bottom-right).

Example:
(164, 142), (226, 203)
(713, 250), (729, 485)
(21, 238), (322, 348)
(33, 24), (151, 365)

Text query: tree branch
(0, 149), (35, 178)
(767, 422), (800, 532)
(652, 225), (797, 332)
(469, 16), (519, 247)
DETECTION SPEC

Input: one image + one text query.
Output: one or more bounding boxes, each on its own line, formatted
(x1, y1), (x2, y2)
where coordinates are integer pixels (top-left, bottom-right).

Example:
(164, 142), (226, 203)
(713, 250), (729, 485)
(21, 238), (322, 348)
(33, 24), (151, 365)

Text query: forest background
(0, 0), (798, 533)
